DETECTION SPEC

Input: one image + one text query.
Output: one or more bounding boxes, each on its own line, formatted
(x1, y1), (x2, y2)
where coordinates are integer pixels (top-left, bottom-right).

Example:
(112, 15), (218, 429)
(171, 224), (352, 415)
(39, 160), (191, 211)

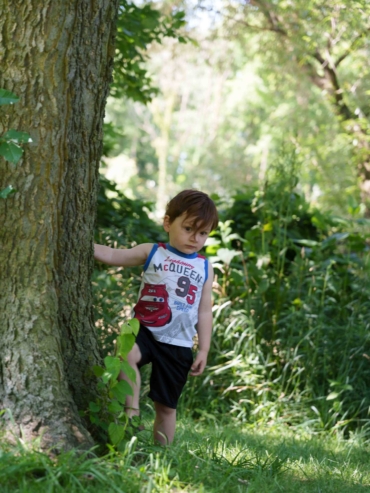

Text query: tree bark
(0, 1), (119, 450)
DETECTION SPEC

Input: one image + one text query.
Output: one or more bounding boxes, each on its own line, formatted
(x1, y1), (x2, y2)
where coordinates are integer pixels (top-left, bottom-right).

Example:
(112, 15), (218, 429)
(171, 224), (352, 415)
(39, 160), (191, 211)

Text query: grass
(1, 416), (370, 492)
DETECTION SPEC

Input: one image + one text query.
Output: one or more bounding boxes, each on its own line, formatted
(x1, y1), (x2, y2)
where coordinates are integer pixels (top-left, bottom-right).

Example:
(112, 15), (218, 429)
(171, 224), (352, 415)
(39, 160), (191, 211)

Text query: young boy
(94, 189), (218, 445)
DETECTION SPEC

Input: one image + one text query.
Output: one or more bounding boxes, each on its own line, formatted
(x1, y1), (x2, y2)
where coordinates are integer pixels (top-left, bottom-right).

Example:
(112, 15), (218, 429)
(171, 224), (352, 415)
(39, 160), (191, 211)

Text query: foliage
(0, 88), (32, 198)
(87, 318), (140, 448)
(93, 155), (370, 435)
(1, 420), (370, 492)
(104, 1), (370, 212)
(181, 157), (370, 434)
(217, 0), (370, 208)
(96, 174), (165, 246)
(112, 1), (187, 104)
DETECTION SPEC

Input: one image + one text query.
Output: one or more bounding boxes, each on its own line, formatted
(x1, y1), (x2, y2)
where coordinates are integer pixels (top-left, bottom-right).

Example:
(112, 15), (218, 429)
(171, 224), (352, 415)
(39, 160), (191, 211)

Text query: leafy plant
(112, 2), (187, 104)
(0, 88), (32, 198)
(181, 157), (370, 435)
(88, 318), (140, 448)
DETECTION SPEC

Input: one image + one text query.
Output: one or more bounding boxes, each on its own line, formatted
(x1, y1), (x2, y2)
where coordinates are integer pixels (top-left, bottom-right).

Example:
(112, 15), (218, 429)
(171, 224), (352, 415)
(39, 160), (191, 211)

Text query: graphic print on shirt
(134, 283), (172, 327)
(133, 243), (207, 347)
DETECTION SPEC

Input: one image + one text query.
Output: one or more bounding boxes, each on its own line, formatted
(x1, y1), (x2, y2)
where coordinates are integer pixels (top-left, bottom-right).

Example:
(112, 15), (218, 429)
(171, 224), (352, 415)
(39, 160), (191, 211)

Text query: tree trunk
(0, 1), (119, 451)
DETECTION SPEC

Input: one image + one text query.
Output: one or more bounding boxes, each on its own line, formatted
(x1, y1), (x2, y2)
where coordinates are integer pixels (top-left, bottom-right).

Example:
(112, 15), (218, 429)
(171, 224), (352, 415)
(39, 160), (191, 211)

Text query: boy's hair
(165, 189), (218, 231)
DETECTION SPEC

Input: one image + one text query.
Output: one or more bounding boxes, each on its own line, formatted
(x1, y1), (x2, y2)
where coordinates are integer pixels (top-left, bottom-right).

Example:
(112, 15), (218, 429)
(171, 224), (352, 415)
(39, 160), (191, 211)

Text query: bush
(181, 160), (370, 434)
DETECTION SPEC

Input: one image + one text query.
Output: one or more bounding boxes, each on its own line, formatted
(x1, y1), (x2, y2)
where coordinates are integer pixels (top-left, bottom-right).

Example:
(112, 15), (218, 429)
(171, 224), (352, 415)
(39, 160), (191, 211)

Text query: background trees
(104, 0), (370, 216)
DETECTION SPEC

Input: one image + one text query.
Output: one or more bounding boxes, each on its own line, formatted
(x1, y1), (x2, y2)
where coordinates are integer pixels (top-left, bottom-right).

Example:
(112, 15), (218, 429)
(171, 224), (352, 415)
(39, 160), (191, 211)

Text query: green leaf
(108, 401), (123, 413)
(293, 239), (320, 247)
(0, 89), (19, 105)
(92, 365), (104, 377)
(3, 129), (32, 144)
(89, 402), (101, 413)
(128, 318), (140, 335)
(0, 185), (16, 199)
(327, 392), (340, 401)
(120, 360), (136, 383)
(117, 333), (135, 359)
(103, 356), (121, 382)
(108, 423), (126, 446)
(0, 141), (24, 164)
(215, 248), (242, 266)
(120, 323), (133, 335)
(111, 380), (133, 404)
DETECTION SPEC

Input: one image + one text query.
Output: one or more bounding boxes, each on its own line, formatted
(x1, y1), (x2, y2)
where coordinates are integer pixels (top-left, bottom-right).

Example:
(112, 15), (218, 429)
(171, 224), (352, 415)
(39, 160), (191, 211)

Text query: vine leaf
(3, 130), (32, 144)
(0, 89), (19, 105)
(0, 185), (16, 199)
(0, 141), (23, 164)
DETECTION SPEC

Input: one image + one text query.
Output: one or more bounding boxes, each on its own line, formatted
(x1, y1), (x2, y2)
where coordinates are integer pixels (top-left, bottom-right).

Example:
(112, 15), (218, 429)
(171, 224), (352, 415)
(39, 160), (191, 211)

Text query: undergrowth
(93, 158), (370, 437)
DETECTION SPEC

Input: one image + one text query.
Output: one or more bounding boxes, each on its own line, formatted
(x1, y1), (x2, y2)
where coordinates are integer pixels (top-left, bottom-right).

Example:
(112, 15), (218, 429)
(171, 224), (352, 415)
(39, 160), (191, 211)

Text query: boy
(94, 189), (218, 444)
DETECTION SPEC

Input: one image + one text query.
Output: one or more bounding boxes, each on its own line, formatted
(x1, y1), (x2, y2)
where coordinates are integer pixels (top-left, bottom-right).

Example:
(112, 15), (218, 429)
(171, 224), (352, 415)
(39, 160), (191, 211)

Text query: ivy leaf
(120, 360), (136, 383)
(0, 185), (16, 199)
(111, 380), (133, 404)
(0, 141), (24, 164)
(0, 89), (19, 105)
(3, 129), (32, 143)
(108, 423), (126, 446)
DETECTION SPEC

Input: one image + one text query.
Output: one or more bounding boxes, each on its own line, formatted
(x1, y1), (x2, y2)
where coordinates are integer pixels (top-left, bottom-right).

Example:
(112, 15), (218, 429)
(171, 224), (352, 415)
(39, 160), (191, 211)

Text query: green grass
(1, 418), (370, 492)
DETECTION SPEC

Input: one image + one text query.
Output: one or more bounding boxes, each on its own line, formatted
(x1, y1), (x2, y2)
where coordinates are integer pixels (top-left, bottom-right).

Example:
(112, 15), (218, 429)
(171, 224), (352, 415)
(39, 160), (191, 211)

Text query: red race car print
(134, 283), (172, 327)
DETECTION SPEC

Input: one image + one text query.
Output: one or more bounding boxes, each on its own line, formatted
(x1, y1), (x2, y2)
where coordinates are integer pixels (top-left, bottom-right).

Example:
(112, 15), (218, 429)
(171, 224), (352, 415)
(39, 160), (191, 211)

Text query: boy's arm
(94, 243), (153, 267)
(190, 262), (214, 376)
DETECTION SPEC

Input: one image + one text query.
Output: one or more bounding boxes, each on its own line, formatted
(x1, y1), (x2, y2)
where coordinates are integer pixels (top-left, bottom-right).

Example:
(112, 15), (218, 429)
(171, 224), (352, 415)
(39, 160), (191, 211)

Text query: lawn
(1, 417), (370, 492)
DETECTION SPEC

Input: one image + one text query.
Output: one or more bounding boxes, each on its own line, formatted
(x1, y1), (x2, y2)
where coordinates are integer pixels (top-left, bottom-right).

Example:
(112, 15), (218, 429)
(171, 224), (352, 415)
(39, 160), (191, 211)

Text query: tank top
(133, 243), (208, 347)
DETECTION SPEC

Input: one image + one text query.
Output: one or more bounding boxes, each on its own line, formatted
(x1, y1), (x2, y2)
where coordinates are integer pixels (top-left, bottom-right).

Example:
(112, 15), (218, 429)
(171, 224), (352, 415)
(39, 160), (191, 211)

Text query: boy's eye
(184, 226), (192, 232)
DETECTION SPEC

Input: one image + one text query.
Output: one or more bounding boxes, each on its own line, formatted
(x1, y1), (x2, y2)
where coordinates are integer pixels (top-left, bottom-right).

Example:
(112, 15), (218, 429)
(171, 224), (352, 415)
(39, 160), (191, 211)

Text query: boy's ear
(163, 215), (171, 232)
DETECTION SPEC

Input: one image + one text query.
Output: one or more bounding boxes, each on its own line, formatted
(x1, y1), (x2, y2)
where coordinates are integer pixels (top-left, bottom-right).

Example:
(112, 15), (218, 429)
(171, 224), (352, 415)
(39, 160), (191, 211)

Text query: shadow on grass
(1, 420), (370, 493)
(170, 421), (370, 493)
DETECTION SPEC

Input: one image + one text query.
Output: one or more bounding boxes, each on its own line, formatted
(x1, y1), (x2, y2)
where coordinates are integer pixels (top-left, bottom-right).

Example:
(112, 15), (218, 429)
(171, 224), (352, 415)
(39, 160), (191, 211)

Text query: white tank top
(133, 243), (208, 347)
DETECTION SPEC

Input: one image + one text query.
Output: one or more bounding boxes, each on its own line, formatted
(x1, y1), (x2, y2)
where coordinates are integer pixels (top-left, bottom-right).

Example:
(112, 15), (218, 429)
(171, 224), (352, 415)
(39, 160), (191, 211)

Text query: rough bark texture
(0, 1), (119, 450)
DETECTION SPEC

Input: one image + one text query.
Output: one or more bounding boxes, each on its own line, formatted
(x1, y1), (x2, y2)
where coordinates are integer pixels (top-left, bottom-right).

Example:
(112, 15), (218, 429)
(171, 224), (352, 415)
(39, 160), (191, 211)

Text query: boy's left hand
(190, 349), (208, 376)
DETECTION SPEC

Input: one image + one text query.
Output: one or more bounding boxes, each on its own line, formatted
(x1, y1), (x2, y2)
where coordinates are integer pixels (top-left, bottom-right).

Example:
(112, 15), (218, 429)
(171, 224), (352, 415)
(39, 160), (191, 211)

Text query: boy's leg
(119, 342), (142, 418)
(153, 401), (176, 445)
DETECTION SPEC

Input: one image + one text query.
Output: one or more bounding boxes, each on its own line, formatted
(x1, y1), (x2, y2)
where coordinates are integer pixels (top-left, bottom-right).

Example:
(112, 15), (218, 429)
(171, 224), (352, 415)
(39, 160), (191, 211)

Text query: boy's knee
(154, 402), (176, 417)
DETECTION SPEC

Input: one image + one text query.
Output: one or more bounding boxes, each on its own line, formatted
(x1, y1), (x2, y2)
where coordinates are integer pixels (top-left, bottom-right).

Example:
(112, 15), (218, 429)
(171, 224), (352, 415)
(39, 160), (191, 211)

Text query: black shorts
(135, 324), (193, 409)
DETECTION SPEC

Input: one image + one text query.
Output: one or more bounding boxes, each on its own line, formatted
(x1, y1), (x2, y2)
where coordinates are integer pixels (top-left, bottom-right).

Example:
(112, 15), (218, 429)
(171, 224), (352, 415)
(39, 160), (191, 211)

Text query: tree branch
(310, 51), (354, 120)
(335, 29), (370, 66)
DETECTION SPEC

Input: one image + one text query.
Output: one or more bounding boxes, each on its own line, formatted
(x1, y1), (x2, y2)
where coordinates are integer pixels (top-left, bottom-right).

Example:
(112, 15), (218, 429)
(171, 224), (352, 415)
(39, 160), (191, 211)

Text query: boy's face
(163, 213), (211, 255)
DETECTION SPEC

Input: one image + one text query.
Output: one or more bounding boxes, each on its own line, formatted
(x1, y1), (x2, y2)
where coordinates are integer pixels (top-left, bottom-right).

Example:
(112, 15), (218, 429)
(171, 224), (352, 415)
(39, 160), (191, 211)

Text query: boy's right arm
(94, 243), (153, 267)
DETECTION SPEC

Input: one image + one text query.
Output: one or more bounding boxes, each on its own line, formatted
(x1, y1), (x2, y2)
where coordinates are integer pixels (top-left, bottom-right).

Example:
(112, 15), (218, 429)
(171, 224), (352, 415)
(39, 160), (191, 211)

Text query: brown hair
(165, 189), (218, 231)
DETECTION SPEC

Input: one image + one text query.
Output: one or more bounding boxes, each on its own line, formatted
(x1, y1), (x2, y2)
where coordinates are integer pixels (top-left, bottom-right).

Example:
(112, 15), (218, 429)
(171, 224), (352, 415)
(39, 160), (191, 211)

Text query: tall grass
(93, 163), (370, 436)
(181, 158), (370, 435)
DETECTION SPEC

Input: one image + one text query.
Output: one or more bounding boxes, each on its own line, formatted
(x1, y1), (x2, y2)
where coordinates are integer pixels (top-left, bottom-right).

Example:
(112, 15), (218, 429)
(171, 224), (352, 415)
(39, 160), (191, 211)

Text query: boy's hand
(190, 349), (208, 376)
